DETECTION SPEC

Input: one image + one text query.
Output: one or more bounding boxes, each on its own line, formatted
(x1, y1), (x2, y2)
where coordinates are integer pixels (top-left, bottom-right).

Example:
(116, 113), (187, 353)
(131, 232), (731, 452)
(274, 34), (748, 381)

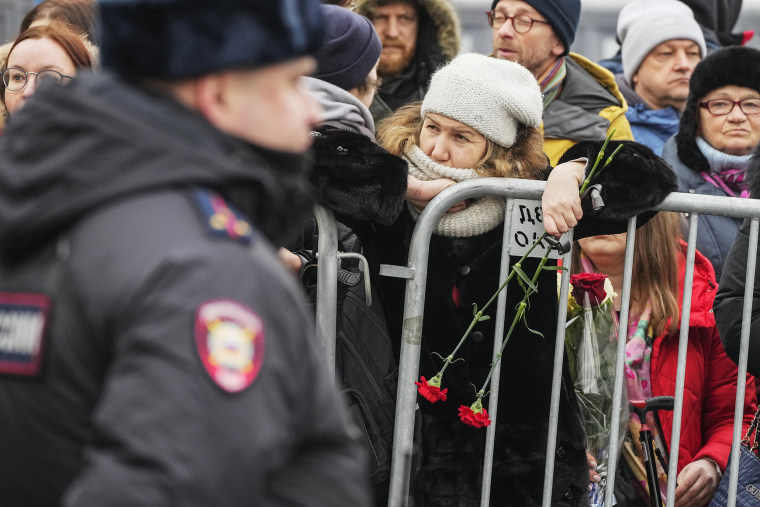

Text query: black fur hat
(98, 0), (325, 80)
(675, 46), (760, 173)
(558, 140), (678, 239)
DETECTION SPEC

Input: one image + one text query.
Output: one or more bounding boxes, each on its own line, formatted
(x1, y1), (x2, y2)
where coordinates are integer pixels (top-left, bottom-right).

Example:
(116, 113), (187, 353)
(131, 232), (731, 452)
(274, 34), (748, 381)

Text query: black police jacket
(0, 71), (369, 507)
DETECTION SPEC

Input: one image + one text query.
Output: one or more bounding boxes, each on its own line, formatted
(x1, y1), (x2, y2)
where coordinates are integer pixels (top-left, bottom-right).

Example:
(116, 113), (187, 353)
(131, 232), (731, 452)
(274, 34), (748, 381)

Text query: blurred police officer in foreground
(0, 1), (370, 506)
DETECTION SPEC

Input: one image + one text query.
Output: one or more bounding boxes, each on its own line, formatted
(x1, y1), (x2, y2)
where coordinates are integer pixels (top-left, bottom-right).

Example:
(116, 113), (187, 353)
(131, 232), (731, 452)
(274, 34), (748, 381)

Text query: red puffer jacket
(651, 243), (757, 472)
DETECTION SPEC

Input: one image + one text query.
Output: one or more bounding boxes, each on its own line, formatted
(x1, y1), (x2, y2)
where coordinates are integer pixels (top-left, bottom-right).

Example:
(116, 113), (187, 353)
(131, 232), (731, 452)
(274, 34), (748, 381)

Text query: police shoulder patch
(191, 188), (253, 244)
(195, 299), (265, 393)
(0, 292), (50, 376)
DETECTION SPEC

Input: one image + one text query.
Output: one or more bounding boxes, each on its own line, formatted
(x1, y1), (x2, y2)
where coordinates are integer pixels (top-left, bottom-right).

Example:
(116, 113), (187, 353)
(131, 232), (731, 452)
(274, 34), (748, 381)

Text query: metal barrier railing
(314, 180), (760, 507)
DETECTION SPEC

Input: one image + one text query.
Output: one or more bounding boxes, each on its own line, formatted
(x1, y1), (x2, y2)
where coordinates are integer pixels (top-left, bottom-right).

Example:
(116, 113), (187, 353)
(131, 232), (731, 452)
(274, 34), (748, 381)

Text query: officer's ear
(194, 73), (230, 127)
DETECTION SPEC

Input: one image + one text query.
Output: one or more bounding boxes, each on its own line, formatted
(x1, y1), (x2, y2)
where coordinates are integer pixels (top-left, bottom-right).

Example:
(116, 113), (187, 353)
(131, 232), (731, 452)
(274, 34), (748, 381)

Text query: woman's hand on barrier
(278, 248), (303, 275)
(674, 458), (721, 507)
(405, 175), (467, 213)
(587, 451), (601, 491)
(542, 160), (585, 237)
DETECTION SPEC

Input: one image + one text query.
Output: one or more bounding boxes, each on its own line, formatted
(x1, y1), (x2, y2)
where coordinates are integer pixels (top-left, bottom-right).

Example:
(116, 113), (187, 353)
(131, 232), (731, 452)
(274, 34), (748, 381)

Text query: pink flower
(459, 400), (492, 428)
(415, 376), (448, 403)
(570, 273), (609, 306)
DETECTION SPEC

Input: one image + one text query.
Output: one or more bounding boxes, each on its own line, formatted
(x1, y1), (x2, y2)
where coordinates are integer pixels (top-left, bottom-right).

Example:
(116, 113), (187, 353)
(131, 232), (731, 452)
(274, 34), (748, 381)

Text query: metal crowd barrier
(313, 180), (760, 507)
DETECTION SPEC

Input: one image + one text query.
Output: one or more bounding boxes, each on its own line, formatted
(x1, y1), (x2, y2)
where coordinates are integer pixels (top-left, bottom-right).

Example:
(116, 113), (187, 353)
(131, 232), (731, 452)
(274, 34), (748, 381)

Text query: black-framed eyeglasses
(486, 11), (549, 33)
(699, 98), (760, 116)
(1, 68), (73, 91)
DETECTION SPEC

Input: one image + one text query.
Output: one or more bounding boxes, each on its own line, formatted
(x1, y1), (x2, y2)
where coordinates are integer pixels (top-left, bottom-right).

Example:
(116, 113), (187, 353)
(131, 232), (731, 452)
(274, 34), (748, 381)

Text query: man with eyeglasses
(611, 0), (706, 157)
(0, 1), (370, 506)
(488, 0), (633, 165)
(355, 0), (460, 117)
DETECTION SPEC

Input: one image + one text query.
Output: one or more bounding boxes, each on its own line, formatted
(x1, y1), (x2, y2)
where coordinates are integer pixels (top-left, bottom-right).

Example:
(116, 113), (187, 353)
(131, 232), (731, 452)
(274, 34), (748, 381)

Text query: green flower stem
(436, 232), (548, 379)
(579, 129), (616, 195)
(473, 249), (551, 402)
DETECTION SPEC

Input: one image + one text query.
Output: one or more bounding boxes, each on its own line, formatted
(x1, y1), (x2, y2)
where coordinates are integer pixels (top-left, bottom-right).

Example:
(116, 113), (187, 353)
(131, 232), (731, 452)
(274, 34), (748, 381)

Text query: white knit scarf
(404, 145), (505, 237)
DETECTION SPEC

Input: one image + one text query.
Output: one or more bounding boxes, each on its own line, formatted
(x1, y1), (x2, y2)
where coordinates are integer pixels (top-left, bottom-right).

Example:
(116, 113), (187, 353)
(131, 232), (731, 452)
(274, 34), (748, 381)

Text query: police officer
(0, 1), (369, 506)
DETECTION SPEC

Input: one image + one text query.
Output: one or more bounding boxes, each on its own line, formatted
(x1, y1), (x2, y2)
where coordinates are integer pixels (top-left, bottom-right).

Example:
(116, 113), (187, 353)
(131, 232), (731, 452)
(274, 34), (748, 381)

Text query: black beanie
(98, 0), (325, 80)
(313, 5), (381, 91)
(675, 46), (760, 172)
(490, 0), (580, 55)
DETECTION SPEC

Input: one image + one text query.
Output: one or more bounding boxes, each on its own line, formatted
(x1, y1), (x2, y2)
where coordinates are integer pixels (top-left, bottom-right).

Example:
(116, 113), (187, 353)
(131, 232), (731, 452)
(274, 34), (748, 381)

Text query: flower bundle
(565, 273), (627, 507)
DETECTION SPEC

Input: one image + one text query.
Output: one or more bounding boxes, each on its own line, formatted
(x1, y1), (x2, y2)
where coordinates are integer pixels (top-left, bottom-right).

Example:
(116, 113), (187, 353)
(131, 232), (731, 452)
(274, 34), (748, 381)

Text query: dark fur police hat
(675, 46), (760, 172)
(98, 0), (325, 80)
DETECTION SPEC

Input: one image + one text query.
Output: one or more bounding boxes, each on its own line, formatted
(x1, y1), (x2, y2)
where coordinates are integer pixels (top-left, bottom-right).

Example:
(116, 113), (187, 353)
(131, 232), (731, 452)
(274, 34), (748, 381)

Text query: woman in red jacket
(573, 211), (757, 507)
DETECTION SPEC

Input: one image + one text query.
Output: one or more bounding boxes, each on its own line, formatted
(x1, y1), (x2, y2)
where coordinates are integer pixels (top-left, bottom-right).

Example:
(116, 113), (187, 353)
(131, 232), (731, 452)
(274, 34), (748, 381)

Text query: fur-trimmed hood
(309, 127), (408, 226)
(354, 0), (460, 61)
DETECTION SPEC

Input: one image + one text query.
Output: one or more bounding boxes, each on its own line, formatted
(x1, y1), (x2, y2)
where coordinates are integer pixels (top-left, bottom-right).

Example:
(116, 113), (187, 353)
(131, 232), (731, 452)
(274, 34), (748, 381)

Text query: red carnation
(416, 376), (448, 403)
(459, 401), (492, 428)
(570, 273), (608, 307)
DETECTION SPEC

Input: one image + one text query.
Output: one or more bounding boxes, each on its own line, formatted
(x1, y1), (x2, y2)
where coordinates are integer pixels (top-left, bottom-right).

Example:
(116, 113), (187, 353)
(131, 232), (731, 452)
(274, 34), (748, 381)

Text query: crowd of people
(0, 0), (758, 506)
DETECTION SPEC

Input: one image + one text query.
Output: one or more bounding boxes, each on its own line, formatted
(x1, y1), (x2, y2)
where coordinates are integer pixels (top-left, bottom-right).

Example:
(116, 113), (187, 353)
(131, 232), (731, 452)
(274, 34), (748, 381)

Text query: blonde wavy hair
(376, 102), (547, 179)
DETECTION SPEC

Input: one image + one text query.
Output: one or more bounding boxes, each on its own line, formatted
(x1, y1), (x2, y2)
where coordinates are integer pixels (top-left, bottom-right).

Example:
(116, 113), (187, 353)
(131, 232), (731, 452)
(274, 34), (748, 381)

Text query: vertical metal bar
(314, 204), (338, 374)
(541, 231), (575, 507)
(665, 212), (699, 506)
(388, 222), (439, 507)
(727, 218), (759, 507)
(480, 199), (515, 506)
(604, 215), (638, 506)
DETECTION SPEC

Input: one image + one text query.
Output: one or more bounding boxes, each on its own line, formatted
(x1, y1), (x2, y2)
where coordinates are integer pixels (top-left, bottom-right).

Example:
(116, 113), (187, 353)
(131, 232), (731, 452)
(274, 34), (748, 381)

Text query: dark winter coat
(714, 144), (760, 376)
(0, 71), (369, 507)
(662, 136), (743, 281)
(313, 135), (677, 506)
(355, 0), (460, 112)
(541, 53), (634, 166)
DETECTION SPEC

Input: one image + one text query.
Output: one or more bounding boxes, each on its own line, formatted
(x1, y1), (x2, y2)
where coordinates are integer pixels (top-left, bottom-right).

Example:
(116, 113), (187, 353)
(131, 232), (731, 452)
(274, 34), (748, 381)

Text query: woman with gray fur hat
(310, 52), (676, 505)
(662, 46), (760, 281)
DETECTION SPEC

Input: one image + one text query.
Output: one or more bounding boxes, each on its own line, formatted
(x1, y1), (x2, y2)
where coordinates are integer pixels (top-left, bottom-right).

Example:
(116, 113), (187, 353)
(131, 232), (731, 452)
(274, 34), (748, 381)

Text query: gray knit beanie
(618, 0), (706, 84)
(420, 54), (542, 148)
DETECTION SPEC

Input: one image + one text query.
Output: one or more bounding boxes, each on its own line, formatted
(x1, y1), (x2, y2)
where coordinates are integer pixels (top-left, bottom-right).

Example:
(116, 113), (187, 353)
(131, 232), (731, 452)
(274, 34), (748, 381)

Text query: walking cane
(629, 396), (675, 507)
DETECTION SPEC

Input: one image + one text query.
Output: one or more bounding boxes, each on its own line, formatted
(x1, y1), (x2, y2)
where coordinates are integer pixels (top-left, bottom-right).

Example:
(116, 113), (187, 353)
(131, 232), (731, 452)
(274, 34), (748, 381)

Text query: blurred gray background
(0, 0), (757, 63)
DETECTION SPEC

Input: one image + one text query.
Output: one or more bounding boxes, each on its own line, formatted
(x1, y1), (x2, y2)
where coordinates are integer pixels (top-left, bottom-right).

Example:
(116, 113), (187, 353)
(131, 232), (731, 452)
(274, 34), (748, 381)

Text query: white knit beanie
(420, 53), (542, 149)
(618, 0), (706, 84)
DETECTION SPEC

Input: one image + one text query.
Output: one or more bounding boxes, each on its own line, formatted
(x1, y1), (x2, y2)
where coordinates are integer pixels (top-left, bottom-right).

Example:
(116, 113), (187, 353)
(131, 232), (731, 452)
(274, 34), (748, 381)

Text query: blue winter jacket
(615, 74), (680, 157)
(626, 103), (680, 157)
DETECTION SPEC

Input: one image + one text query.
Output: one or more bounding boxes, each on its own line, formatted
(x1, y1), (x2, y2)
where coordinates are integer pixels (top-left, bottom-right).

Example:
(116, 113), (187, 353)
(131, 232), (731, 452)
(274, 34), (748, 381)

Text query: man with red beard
(355, 0), (460, 116)
(488, 0), (633, 165)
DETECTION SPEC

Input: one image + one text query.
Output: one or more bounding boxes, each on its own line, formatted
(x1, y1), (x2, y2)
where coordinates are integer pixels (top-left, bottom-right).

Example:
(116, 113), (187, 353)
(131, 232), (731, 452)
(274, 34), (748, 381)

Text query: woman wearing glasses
(662, 46), (760, 280)
(1, 22), (94, 118)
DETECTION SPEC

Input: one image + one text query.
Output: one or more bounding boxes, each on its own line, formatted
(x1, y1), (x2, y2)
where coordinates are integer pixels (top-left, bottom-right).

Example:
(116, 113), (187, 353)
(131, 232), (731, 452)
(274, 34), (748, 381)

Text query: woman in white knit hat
(310, 53), (676, 506)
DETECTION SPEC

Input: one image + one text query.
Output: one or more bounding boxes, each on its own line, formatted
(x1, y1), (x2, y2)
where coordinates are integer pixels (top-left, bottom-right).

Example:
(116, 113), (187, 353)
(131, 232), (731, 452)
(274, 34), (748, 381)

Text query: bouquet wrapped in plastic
(565, 273), (627, 507)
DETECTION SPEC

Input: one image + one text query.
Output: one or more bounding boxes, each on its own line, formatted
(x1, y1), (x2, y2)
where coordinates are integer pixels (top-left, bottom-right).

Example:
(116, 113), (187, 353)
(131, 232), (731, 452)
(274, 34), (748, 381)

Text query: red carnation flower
(570, 273), (608, 307)
(459, 401), (492, 428)
(416, 376), (448, 403)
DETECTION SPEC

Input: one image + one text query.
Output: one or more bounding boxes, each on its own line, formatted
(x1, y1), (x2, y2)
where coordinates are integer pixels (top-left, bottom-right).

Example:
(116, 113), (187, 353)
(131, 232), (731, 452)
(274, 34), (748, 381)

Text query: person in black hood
(0, 1), (370, 506)
(714, 144), (760, 378)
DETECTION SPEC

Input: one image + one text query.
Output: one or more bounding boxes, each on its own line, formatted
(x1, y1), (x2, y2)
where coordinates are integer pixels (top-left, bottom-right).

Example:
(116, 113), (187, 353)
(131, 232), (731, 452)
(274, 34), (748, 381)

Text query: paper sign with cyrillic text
(508, 199), (560, 260)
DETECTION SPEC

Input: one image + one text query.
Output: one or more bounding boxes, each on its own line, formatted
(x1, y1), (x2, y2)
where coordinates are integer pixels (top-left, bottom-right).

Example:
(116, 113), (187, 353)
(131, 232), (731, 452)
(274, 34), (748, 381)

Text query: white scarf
(404, 145), (505, 237)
